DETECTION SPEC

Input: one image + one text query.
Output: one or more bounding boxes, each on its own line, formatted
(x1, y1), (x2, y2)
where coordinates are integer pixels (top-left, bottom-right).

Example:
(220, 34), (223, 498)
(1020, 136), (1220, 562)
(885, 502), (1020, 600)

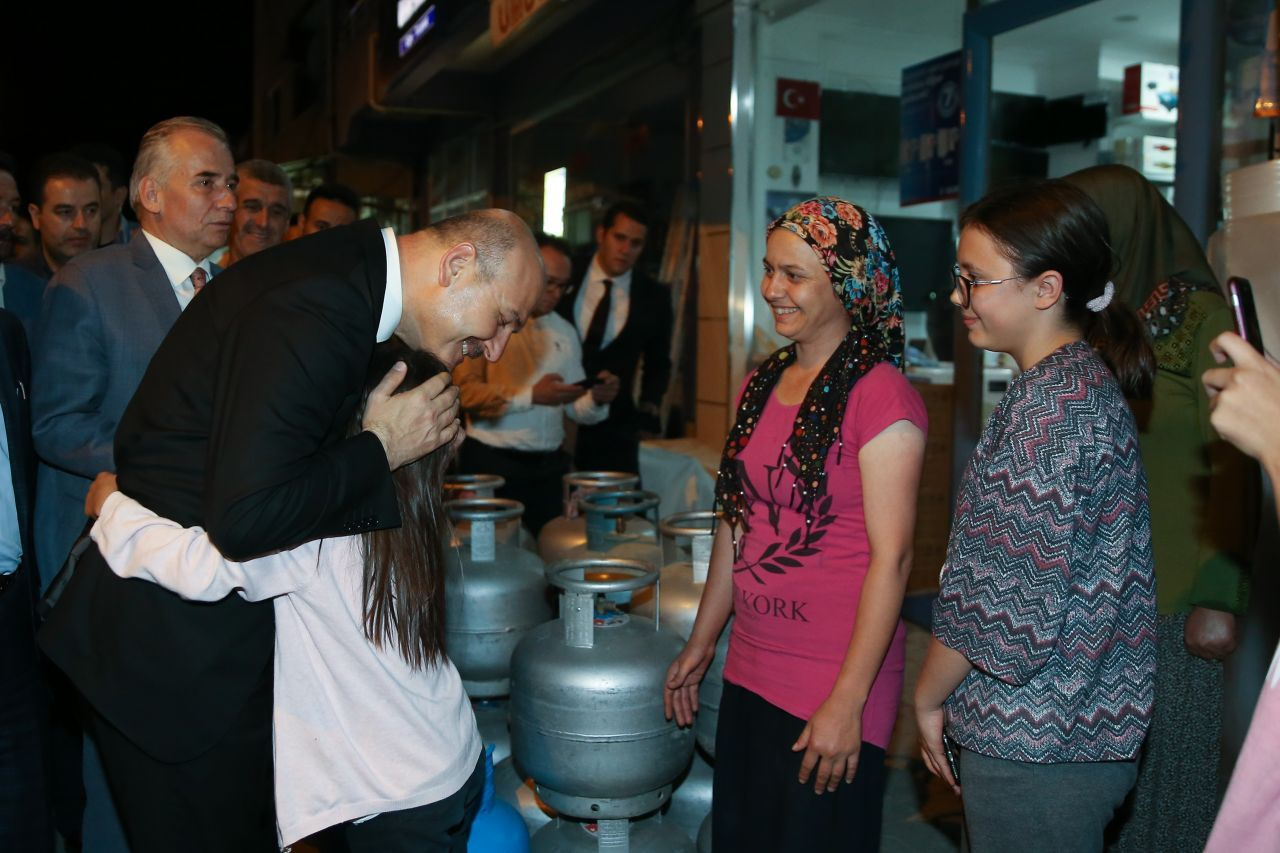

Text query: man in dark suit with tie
(39, 194), (545, 851)
(559, 201), (673, 475)
(0, 308), (51, 852)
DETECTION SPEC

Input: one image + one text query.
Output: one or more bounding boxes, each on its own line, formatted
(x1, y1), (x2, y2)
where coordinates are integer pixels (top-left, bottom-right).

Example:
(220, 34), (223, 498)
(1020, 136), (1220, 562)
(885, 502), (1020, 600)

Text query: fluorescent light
(398, 0), (429, 29)
(543, 167), (567, 237)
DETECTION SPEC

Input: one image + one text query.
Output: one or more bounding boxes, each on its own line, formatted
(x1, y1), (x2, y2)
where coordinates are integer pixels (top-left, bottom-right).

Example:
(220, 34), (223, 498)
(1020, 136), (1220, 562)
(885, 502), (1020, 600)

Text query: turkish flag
(776, 78), (821, 120)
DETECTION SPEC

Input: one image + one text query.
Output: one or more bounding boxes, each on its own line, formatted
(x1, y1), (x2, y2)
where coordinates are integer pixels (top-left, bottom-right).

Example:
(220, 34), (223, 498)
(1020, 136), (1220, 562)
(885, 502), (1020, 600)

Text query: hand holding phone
(941, 731), (961, 785)
(1227, 277), (1265, 355)
(574, 376), (602, 389)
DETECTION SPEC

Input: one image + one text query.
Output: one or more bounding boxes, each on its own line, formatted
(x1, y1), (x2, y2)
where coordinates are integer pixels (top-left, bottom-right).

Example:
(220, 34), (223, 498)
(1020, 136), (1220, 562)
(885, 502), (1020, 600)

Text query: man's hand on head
(362, 363), (461, 469)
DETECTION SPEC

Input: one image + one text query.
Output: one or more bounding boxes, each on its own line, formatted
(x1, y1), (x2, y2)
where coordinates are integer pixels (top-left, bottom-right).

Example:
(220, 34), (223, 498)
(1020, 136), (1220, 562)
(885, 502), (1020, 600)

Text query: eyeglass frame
(951, 264), (1025, 309)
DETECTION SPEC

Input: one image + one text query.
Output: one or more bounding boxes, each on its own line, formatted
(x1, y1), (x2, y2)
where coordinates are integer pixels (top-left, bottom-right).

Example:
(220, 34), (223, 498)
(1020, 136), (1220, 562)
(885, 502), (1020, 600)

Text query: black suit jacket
(39, 219), (401, 761)
(557, 257), (673, 431)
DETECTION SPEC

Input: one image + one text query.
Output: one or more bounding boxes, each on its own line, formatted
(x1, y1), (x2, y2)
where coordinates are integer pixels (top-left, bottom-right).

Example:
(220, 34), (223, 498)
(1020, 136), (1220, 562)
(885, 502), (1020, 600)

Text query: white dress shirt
(141, 230), (213, 310)
(92, 492), (481, 847)
(455, 310), (608, 451)
(377, 227), (403, 342)
(573, 256), (632, 350)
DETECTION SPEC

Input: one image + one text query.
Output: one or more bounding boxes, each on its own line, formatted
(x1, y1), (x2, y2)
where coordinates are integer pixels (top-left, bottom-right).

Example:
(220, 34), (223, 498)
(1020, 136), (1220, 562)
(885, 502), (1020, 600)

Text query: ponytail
(1083, 301), (1155, 401)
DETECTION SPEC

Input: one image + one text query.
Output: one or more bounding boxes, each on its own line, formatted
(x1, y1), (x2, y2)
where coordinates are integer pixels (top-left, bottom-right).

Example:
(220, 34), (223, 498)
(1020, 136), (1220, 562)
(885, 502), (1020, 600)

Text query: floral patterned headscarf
(715, 197), (904, 537)
(769, 196), (905, 356)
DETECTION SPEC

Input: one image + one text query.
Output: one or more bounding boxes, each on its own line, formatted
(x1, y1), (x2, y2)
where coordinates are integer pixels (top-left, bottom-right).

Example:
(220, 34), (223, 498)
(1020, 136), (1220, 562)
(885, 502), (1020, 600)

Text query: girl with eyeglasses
(914, 180), (1157, 852)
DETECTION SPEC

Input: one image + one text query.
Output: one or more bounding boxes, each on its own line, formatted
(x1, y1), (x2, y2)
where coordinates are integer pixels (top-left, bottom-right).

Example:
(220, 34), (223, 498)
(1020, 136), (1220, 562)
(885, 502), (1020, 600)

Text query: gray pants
(959, 749), (1138, 853)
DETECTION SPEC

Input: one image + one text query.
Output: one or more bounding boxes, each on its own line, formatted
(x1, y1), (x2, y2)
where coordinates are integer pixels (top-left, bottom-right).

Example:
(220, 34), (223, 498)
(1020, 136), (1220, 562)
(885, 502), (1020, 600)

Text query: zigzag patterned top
(933, 341), (1157, 763)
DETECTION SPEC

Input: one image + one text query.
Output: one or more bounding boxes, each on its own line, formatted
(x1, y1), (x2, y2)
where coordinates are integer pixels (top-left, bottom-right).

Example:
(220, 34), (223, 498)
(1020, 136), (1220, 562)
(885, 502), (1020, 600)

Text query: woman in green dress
(1064, 165), (1258, 852)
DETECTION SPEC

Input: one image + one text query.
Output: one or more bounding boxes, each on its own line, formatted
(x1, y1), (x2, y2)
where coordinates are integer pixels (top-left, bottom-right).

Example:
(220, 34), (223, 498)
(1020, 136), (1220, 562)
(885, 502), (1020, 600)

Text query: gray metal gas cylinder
(555, 490), (664, 586)
(537, 472), (647, 563)
(510, 558), (694, 823)
(630, 511), (724, 843)
(628, 511), (730, 756)
(447, 473), (537, 551)
(630, 511), (716, 637)
(445, 473), (505, 498)
(661, 748), (714, 843)
(446, 498), (552, 698)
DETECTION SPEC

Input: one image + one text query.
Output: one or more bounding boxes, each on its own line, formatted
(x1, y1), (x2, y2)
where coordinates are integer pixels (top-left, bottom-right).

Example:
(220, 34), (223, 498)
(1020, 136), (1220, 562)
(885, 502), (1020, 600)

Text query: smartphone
(941, 731), (961, 785)
(574, 376), (602, 389)
(1227, 276), (1265, 354)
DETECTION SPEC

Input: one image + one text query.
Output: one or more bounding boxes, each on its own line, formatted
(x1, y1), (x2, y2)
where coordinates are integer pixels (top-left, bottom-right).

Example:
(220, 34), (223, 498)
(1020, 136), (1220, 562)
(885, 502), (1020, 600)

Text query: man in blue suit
(31, 116), (237, 853)
(33, 116), (235, 587)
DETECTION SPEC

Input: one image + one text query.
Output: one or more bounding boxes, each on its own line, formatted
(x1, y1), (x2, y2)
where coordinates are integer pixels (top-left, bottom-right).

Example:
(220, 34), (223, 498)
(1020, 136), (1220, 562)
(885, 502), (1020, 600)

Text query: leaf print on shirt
(734, 444), (836, 585)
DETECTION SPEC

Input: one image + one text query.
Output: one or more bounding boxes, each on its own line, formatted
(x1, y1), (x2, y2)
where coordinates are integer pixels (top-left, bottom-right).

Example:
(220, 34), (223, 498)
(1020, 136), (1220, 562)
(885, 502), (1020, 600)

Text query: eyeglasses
(951, 264), (1024, 309)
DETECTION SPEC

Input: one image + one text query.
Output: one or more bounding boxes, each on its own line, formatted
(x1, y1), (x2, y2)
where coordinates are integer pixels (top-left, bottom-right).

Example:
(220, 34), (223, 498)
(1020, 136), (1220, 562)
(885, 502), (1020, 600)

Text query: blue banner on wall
(900, 51), (963, 206)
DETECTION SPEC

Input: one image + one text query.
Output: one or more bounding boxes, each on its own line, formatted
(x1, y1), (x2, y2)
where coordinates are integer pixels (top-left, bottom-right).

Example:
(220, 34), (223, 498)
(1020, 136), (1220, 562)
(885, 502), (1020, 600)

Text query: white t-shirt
(91, 492), (481, 847)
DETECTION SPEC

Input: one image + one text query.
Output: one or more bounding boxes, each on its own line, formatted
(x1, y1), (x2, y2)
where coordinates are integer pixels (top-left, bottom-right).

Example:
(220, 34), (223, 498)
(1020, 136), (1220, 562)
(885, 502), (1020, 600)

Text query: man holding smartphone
(454, 232), (619, 534)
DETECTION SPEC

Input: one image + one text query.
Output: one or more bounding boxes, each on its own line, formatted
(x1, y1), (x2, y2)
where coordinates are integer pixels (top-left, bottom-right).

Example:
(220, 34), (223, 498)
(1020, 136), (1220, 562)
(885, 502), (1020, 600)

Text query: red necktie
(191, 267), (207, 294)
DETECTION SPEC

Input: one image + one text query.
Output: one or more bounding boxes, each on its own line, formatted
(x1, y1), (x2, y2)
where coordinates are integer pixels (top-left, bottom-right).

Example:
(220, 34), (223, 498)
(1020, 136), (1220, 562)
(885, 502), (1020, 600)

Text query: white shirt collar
(142, 229), (212, 287)
(587, 255), (633, 291)
(377, 227), (403, 343)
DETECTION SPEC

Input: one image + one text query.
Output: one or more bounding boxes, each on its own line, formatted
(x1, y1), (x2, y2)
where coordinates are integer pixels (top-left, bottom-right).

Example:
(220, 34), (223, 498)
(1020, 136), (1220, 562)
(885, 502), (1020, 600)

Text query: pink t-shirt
(1204, 641), (1280, 852)
(722, 362), (927, 748)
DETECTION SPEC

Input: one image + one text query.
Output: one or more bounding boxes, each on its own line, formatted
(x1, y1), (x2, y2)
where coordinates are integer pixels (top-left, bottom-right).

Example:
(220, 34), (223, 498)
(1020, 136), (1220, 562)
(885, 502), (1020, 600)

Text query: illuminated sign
(397, 0), (430, 29)
(399, 4), (437, 57)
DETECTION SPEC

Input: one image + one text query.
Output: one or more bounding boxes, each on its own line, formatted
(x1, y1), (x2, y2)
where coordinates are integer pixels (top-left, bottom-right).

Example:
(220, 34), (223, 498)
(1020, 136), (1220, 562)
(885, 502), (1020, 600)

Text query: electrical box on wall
(1123, 62), (1179, 123)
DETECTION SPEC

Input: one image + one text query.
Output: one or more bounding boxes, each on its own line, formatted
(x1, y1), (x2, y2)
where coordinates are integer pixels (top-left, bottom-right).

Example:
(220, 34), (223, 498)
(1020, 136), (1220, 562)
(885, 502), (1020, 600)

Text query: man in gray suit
(31, 116), (236, 852)
(33, 116), (235, 586)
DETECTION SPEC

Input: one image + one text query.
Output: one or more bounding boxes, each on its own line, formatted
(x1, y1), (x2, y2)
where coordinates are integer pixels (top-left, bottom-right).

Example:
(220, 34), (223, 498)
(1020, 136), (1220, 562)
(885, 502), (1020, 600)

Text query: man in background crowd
(22, 153), (102, 283)
(456, 232), (619, 534)
(297, 182), (359, 236)
(215, 159), (292, 267)
(557, 201), (672, 475)
(72, 144), (134, 247)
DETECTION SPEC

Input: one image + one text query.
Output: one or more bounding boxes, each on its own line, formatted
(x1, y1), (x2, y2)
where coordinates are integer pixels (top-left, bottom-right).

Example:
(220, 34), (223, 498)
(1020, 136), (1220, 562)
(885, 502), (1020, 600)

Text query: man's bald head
(395, 209), (544, 368)
(425, 209), (540, 282)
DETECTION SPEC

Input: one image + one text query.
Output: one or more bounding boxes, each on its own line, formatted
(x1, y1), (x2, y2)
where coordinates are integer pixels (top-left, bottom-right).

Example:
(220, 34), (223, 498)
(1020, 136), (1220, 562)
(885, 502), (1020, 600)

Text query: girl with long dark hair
(914, 180), (1158, 852)
(85, 339), (482, 852)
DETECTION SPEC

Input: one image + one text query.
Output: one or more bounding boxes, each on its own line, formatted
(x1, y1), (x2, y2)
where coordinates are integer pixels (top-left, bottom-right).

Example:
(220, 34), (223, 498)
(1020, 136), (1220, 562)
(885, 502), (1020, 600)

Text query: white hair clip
(1087, 280), (1115, 313)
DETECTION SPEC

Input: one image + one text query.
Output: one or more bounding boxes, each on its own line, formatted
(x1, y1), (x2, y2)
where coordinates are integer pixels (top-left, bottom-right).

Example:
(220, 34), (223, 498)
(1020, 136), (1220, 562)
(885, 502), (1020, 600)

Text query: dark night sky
(1, 1), (254, 192)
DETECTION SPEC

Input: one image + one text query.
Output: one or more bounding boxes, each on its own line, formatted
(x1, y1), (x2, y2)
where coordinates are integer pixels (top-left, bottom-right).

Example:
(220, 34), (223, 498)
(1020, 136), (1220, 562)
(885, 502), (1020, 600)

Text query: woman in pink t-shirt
(665, 197), (926, 851)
